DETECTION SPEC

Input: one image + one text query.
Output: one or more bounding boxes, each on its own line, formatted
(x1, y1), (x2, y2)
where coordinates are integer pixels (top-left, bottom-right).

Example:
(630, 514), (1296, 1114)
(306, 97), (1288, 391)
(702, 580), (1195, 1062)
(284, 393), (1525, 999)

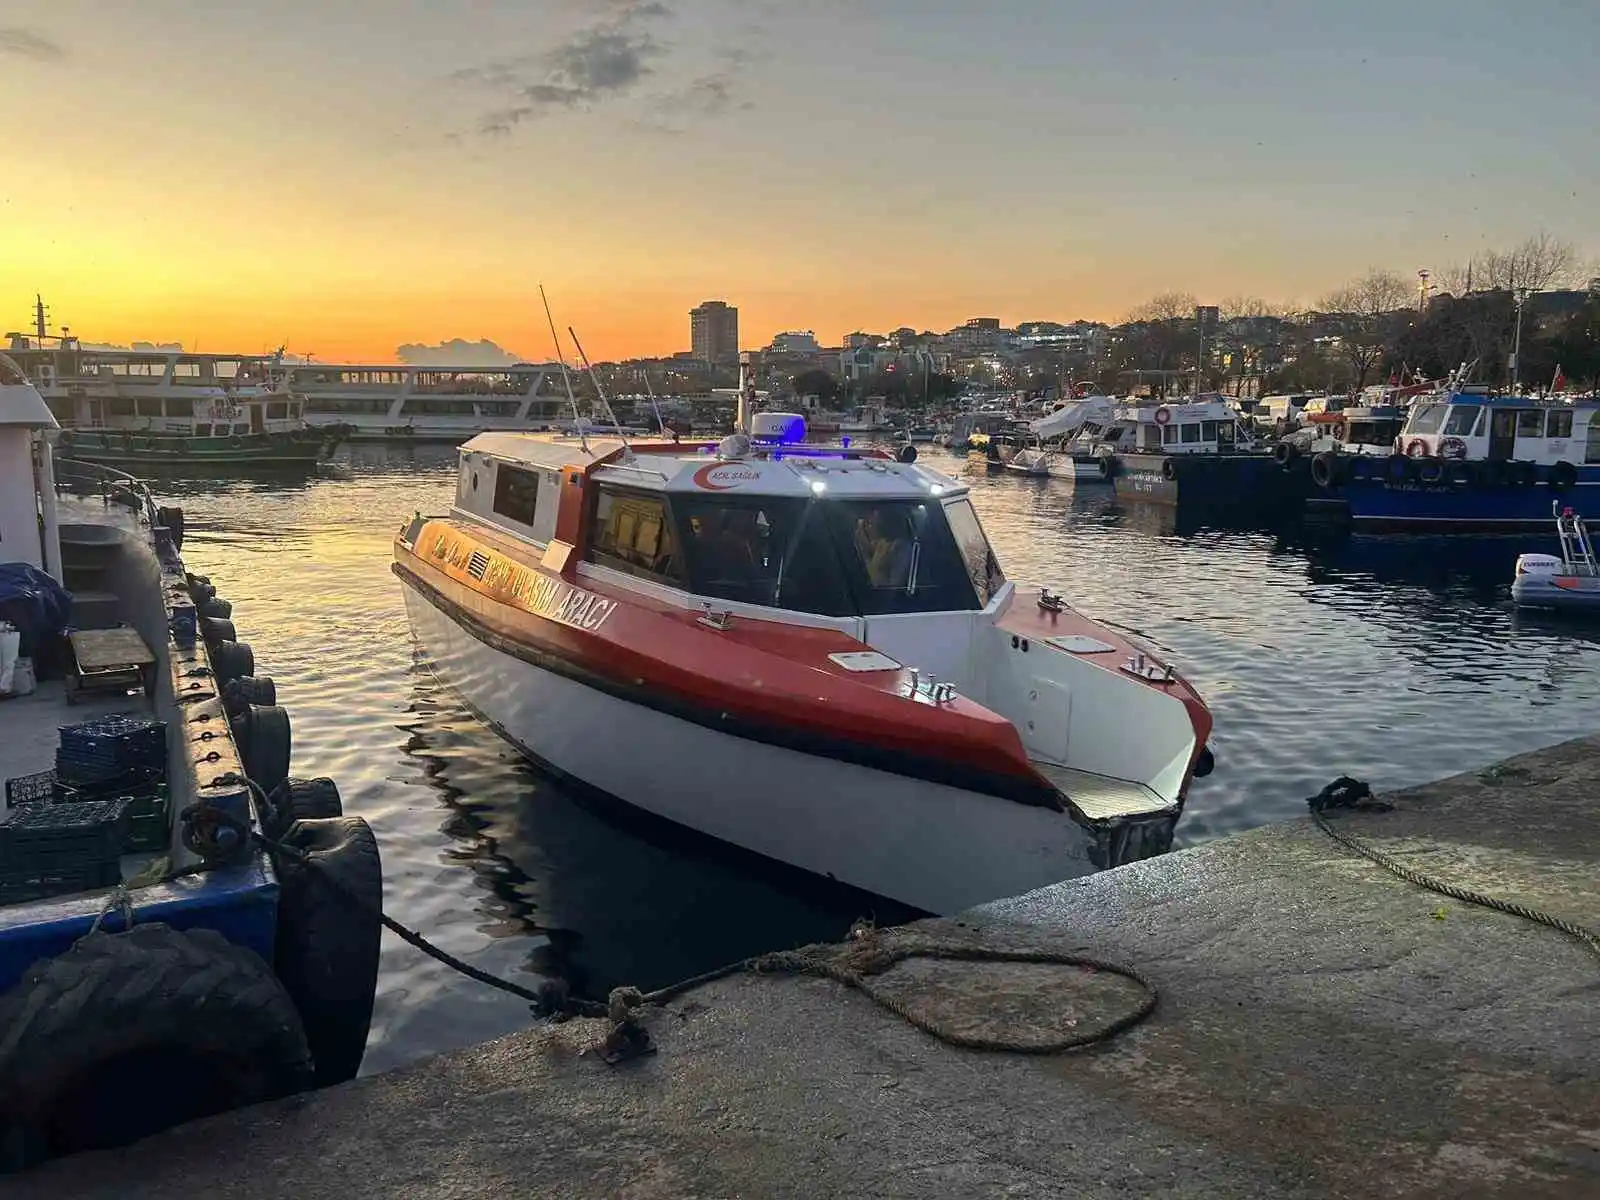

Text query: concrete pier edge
(29, 735), (1600, 1199)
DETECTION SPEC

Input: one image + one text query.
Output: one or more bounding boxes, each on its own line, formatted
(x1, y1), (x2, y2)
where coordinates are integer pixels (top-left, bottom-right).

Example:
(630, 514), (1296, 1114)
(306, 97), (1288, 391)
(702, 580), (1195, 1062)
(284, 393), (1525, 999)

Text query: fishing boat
(1303, 388), (1600, 532)
(395, 398), (1216, 914)
(0, 356), (379, 1168)
(1106, 398), (1290, 519)
(1512, 504), (1600, 611)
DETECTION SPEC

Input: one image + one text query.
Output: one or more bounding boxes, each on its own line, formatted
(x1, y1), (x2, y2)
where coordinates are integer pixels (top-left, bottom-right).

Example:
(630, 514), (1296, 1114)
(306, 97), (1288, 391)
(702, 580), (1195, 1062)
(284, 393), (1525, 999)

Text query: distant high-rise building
(690, 300), (739, 365)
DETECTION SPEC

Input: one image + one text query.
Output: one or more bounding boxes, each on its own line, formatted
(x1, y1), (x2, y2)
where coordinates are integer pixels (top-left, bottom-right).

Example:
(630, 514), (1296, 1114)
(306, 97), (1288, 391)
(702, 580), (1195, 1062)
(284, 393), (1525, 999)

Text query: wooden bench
(65, 628), (156, 704)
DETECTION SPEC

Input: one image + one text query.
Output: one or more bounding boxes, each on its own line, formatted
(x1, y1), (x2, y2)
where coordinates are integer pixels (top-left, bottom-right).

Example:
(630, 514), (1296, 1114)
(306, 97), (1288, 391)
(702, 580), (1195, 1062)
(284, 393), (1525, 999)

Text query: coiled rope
(182, 775), (1158, 1060)
(1308, 776), (1600, 960)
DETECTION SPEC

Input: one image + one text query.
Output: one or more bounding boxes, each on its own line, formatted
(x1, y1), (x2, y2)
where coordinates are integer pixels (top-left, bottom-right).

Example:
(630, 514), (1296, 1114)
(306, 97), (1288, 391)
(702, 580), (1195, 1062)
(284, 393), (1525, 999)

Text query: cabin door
(251, 404), (265, 434)
(1488, 410), (1516, 460)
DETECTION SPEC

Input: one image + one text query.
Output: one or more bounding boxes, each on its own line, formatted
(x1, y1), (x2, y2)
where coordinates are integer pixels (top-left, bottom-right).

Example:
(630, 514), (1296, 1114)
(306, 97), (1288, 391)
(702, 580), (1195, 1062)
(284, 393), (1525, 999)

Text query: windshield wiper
(906, 540), (921, 595)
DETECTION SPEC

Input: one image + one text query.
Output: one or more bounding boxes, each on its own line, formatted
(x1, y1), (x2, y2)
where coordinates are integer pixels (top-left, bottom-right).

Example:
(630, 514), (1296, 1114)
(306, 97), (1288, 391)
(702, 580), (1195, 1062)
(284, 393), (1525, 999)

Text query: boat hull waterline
(401, 582), (1100, 914)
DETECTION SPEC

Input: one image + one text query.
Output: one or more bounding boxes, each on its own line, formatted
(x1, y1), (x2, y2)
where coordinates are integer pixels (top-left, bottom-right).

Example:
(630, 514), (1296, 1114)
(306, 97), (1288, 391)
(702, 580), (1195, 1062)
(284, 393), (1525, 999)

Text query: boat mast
(33, 294), (47, 342)
(537, 285), (587, 453)
(567, 326), (631, 458)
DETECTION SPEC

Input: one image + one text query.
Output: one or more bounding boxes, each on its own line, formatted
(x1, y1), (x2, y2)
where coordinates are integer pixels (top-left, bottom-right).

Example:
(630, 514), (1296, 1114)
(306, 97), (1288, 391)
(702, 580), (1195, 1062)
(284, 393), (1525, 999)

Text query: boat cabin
(1124, 399), (1252, 455)
(1398, 391), (1599, 464)
(450, 423), (1007, 640)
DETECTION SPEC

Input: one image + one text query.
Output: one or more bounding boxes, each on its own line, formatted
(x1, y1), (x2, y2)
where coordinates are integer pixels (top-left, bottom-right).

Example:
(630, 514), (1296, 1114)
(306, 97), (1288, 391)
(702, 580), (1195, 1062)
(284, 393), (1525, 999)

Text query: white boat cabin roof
(459, 429), (967, 503)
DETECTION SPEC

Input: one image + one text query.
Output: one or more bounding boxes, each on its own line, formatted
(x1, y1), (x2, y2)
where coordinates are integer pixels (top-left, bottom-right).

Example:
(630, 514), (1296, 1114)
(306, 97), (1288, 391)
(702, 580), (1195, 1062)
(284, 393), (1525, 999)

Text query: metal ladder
(1556, 504), (1597, 576)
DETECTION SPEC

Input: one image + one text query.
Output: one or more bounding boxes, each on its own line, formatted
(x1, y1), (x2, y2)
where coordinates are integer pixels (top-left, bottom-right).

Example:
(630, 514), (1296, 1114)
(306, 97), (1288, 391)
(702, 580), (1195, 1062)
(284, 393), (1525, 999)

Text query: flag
(1553, 364), (1566, 393)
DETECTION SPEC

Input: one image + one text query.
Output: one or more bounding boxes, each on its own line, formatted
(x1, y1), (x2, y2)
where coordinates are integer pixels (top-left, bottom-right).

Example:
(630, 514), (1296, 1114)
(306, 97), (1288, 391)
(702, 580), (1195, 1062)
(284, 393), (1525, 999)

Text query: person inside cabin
(694, 508), (757, 586)
(862, 508), (913, 590)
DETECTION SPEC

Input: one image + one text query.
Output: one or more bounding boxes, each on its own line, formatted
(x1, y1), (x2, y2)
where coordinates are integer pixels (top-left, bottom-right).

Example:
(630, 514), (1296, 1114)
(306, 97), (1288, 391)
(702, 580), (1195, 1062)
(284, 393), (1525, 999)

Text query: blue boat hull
(1306, 458), (1599, 532)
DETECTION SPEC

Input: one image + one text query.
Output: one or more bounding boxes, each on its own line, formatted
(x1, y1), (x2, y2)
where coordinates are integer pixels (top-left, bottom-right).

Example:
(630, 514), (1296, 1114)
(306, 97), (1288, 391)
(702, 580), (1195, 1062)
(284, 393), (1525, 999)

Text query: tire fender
(274, 816), (383, 1086)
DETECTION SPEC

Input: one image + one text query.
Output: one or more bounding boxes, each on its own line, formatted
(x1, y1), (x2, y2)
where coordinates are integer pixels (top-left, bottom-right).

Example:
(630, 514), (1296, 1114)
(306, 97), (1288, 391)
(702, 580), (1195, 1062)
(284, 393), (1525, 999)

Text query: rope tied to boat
(173, 776), (1159, 1064)
(1307, 776), (1600, 960)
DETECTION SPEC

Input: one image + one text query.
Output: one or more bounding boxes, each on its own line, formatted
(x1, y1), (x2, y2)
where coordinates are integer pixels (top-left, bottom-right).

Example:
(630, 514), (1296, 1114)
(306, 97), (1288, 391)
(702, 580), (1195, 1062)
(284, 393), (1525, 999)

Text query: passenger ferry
(4, 335), (345, 468)
(277, 362), (573, 443)
(1304, 388), (1600, 532)
(394, 410), (1216, 913)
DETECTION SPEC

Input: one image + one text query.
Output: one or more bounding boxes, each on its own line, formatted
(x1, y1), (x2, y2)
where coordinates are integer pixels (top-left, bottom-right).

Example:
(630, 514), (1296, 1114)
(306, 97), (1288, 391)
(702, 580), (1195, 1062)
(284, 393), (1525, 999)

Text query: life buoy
(271, 816), (382, 1087)
(1439, 436), (1468, 460)
(1161, 458), (1177, 481)
(0, 923), (312, 1168)
(1310, 451), (1337, 489)
(1405, 438), (1429, 458)
(1550, 460), (1578, 491)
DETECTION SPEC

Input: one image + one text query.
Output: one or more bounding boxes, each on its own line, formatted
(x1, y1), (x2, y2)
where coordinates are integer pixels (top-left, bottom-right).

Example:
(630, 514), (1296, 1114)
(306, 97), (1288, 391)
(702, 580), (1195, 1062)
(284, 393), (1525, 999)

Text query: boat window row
(193, 423), (253, 437)
(306, 398), (394, 414)
(584, 485), (1004, 616)
(1407, 404), (1575, 440)
(402, 399), (523, 416)
(1160, 420), (1236, 446)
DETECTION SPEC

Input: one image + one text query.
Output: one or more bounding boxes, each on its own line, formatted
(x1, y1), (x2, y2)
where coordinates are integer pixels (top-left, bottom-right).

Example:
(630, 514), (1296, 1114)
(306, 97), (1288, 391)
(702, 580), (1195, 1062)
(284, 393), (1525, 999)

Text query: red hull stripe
(396, 561), (1064, 811)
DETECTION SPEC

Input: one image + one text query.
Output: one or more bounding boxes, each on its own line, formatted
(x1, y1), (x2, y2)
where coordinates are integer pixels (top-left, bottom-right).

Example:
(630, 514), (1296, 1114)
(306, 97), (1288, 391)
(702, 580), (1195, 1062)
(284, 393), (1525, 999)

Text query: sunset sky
(2, 0), (1596, 362)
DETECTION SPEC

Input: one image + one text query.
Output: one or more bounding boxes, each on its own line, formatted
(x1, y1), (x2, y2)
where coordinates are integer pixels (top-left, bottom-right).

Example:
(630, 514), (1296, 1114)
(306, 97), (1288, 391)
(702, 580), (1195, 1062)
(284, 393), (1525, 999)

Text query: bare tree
(1127, 292), (1199, 324)
(1434, 232), (1579, 297)
(1320, 269), (1414, 391)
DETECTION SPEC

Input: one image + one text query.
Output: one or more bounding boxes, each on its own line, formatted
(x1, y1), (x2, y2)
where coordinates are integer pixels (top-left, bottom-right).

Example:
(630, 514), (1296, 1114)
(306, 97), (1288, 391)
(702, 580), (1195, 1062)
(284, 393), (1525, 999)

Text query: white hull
(1006, 454), (1110, 482)
(402, 585), (1096, 914)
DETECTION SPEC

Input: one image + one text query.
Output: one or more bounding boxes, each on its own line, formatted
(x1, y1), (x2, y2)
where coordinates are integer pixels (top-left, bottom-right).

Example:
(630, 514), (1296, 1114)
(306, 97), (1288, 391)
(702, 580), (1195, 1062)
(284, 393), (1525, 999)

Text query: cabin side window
(827, 500), (981, 615)
(942, 498), (1005, 606)
(587, 486), (684, 586)
(1516, 410), (1545, 439)
(136, 397), (162, 418)
(266, 401), (289, 420)
(1180, 422), (1201, 444)
(1585, 421), (1600, 464)
(491, 463), (540, 527)
(675, 496), (854, 616)
(1441, 406), (1480, 437)
(1547, 410), (1573, 440)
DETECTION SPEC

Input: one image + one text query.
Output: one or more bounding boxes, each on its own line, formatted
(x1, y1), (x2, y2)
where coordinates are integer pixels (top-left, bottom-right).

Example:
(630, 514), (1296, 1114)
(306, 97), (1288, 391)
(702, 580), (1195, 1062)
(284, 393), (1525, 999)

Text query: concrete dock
(29, 738), (1600, 1199)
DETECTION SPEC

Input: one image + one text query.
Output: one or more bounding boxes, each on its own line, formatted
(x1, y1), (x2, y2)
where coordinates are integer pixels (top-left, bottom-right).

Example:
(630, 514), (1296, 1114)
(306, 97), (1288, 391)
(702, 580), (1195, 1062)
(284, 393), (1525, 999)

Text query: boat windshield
(1442, 405), (1480, 436)
(1405, 405), (1448, 435)
(672, 494), (984, 616)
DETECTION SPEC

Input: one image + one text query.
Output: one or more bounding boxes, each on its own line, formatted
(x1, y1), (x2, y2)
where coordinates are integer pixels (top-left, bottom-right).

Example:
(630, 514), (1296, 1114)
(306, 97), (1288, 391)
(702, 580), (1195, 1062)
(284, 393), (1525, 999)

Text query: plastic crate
(4, 769), (62, 810)
(119, 789), (172, 854)
(0, 799), (129, 904)
(56, 765), (165, 803)
(55, 716), (167, 786)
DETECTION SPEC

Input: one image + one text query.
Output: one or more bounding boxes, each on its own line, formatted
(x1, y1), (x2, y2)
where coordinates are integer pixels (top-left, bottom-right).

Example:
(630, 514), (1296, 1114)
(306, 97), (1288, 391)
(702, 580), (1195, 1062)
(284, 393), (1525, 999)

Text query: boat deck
(0, 680), (151, 823)
(1034, 763), (1171, 820)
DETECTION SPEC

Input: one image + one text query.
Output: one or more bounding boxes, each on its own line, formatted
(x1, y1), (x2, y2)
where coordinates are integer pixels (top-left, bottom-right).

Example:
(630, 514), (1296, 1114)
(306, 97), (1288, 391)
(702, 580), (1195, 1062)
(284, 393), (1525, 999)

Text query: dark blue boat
(1303, 388), (1597, 533)
(0, 363), (381, 1172)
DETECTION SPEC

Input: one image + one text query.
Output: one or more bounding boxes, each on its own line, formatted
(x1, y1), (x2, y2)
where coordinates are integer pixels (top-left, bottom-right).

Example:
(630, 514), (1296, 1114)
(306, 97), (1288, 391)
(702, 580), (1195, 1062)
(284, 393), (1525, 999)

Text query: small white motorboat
(1512, 503), (1600, 611)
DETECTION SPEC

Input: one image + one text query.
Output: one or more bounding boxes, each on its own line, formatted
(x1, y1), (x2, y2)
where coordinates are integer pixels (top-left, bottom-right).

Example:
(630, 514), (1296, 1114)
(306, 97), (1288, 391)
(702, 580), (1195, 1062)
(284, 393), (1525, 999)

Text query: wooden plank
(69, 628), (155, 671)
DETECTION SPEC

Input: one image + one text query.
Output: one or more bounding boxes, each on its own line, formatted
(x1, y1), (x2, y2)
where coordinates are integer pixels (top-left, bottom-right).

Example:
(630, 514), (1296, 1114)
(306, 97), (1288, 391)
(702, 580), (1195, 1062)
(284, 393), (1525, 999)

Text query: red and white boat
(394, 411), (1215, 913)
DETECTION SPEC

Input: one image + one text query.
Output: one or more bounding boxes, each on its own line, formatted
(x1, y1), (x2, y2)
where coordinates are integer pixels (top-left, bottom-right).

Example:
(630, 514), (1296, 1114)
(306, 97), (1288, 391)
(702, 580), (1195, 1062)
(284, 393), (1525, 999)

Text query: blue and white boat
(1303, 386), (1598, 532)
(0, 357), (380, 1171)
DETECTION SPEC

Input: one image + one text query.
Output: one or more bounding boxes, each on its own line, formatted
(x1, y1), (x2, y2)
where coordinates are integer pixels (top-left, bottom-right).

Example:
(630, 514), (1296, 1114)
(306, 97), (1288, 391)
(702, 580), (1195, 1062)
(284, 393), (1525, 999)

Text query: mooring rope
(1308, 776), (1600, 960)
(180, 775), (1158, 1061)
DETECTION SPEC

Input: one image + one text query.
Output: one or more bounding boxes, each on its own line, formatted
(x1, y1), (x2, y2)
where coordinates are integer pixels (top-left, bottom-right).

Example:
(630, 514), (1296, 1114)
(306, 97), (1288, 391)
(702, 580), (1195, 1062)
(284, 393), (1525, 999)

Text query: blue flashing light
(840, 435), (852, 449)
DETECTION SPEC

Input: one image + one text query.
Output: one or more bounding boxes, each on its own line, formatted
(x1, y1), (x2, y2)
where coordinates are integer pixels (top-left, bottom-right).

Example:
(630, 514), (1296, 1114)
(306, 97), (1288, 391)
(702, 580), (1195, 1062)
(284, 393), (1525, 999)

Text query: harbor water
(163, 446), (1600, 1074)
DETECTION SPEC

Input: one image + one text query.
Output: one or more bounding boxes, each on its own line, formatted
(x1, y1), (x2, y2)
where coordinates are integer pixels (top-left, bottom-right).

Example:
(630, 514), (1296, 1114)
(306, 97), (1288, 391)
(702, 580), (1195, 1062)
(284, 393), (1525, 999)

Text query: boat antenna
(538, 284), (587, 453)
(641, 370), (669, 440)
(568, 325), (631, 458)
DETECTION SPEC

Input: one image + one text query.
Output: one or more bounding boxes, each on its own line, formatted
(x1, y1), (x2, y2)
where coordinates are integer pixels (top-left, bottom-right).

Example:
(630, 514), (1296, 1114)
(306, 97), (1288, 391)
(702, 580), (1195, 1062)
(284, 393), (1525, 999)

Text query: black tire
(212, 640), (255, 686)
(1418, 458), (1444, 485)
(202, 616), (237, 646)
(1550, 460), (1577, 491)
(274, 817), (383, 1087)
(200, 596), (233, 619)
(155, 506), (185, 550)
(1386, 454), (1409, 485)
(266, 777), (344, 840)
(1310, 451), (1336, 489)
(0, 923), (311, 1169)
(187, 575), (217, 604)
(234, 704), (293, 797)
(1273, 442), (1297, 469)
(223, 674), (278, 717)
(1096, 455), (1113, 479)
(1160, 458), (1177, 481)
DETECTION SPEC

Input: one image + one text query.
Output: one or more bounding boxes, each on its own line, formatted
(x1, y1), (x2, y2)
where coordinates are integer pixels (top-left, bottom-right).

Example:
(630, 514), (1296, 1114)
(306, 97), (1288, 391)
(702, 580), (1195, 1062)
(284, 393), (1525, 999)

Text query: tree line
(1103, 233), (1596, 397)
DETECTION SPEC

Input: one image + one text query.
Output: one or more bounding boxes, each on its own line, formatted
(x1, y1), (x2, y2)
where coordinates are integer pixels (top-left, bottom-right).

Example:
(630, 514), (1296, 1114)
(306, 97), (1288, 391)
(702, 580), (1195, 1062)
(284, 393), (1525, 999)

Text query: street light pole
(1511, 287), (1530, 392)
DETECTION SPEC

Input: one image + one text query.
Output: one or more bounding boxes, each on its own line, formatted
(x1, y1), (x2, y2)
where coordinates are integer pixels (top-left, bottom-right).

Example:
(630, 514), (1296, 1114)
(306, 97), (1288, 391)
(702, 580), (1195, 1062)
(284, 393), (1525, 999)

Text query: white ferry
(277, 362), (572, 443)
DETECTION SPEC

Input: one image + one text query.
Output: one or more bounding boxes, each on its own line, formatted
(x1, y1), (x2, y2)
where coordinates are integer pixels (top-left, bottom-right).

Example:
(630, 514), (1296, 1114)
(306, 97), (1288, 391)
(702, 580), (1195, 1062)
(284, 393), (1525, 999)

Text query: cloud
(452, 3), (671, 134)
(0, 26), (66, 61)
(396, 338), (526, 367)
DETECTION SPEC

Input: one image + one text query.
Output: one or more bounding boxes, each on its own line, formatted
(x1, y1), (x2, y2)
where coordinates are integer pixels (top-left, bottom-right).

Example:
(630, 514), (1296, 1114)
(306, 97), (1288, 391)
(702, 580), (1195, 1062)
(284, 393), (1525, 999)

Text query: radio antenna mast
(538, 284), (587, 453)
(568, 326), (630, 458)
